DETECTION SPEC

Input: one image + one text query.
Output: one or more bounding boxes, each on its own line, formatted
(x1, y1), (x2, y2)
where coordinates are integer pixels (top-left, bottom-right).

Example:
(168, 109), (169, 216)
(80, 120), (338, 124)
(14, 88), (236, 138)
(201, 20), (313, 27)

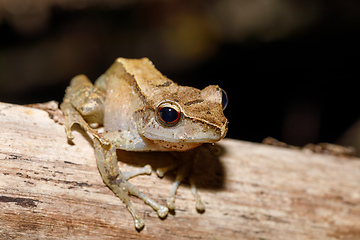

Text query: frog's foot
(94, 139), (168, 230)
(123, 164), (152, 180)
(166, 168), (205, 212)
(111, 179), (168, 230)
(157, 154), (205, 212)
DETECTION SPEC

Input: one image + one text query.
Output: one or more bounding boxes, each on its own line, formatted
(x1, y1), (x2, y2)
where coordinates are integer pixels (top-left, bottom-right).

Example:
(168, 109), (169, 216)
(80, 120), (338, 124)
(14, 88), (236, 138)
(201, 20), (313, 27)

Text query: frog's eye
(156, 102), (182, 127)
(221, 89), (228, 110)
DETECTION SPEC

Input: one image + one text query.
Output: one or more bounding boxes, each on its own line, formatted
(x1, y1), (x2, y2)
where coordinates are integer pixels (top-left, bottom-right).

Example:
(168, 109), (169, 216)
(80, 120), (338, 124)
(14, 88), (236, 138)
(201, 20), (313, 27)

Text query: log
(0, 101), (359, 239)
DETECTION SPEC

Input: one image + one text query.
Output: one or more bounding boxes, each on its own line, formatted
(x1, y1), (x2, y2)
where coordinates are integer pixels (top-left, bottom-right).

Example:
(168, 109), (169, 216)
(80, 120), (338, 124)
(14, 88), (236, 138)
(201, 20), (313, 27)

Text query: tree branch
(0, 102), (359, 239)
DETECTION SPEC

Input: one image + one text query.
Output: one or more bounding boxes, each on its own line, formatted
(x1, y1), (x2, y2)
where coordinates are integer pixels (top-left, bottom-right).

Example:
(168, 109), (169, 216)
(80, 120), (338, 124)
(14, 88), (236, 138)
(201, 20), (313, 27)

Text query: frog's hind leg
(93, 138), (168, 230)
(60, 75), (109, 145)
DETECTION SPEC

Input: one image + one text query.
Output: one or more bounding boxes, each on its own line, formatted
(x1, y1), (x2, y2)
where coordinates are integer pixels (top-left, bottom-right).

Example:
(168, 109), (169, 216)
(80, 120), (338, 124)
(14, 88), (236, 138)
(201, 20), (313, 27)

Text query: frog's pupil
(159, 107), (179, 123)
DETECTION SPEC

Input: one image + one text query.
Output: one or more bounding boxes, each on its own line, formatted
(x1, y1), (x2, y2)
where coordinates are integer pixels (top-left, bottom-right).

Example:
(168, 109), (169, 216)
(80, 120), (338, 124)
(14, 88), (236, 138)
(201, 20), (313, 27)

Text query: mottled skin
(60, 58), (228, 230)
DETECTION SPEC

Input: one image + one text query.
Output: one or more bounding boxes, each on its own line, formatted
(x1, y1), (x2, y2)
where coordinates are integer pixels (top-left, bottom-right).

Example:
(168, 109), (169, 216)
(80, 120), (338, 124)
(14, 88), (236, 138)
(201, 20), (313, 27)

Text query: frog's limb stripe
(93, 138), (168, 230)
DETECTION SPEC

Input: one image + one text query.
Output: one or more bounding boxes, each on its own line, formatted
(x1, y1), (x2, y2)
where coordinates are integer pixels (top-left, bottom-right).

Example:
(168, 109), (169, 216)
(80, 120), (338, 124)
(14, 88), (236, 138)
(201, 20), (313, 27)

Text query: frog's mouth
(147, 139), (202, 151)
(142, 130), (226, 144)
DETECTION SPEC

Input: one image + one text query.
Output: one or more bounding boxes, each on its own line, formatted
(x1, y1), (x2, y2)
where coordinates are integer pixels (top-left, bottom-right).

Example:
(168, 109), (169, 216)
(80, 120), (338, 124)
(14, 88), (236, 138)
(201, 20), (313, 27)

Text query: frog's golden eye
(156, 102), (182, 127)
(221, 89), (228, 110)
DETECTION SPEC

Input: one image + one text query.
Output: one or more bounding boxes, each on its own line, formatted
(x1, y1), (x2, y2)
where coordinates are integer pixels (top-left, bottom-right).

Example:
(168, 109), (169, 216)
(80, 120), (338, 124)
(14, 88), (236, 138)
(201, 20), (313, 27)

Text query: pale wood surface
(0, 101), (360, 239)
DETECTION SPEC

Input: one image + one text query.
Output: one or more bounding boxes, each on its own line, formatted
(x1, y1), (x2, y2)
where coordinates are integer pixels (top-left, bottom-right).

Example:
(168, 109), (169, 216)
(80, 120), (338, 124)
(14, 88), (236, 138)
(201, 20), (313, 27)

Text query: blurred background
(0, 0), (360, 152)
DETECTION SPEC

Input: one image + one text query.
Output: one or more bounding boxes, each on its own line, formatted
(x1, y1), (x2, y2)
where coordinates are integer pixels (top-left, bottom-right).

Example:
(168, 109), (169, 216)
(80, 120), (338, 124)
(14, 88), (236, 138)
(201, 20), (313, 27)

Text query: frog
(60, 57), (228, 230)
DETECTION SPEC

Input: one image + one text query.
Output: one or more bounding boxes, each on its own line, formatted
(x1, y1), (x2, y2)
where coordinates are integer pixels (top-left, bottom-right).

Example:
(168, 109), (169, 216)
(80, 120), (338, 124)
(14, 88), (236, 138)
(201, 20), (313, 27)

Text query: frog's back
(95, 59), (146, 133)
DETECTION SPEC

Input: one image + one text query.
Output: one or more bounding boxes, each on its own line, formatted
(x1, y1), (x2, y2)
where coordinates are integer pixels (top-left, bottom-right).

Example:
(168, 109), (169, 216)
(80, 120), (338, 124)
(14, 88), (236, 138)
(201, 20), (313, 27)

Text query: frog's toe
(157, 205), (169, 218)
(143, 164), (152, 175)
(156, 162), (180, 178)
(156, 168), (166, 178)
(195, 198), (205, 213)
(123, 164), (153, 180)
(190, 177), (205, 213)
(166, 197), (176, 210)
(134, 218), (145, 230)
(65, 129), (75, 141)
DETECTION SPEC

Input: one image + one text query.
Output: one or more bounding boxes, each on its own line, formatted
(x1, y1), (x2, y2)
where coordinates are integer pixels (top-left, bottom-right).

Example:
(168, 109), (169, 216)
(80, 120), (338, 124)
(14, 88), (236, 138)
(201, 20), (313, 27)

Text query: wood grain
(0, 101), (359, 239)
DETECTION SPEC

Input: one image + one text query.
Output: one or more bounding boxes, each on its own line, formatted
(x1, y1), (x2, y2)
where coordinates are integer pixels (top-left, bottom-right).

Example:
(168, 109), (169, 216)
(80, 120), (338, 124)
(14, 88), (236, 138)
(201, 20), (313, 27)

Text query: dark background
(1, 0), (359, 150)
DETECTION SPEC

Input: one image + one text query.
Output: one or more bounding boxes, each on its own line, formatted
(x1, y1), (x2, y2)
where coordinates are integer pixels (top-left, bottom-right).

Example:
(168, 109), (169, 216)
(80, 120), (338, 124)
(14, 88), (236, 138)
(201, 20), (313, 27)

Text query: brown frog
(60, 57), (228, 230)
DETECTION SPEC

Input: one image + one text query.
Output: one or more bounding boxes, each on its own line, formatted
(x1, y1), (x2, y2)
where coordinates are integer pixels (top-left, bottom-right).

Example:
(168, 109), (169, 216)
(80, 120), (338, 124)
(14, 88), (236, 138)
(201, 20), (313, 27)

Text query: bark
(0, 102), (359, 239)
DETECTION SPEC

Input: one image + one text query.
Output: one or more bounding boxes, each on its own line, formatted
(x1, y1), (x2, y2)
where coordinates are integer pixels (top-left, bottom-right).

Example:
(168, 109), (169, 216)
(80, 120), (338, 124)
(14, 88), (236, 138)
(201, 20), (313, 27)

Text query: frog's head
(135, 84), (228, 151)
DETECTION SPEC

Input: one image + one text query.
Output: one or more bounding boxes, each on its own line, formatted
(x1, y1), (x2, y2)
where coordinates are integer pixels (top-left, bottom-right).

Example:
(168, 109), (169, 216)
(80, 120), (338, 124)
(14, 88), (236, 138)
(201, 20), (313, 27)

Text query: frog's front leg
(93, 138), (168, 230)
(60, 75), (109, 145)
